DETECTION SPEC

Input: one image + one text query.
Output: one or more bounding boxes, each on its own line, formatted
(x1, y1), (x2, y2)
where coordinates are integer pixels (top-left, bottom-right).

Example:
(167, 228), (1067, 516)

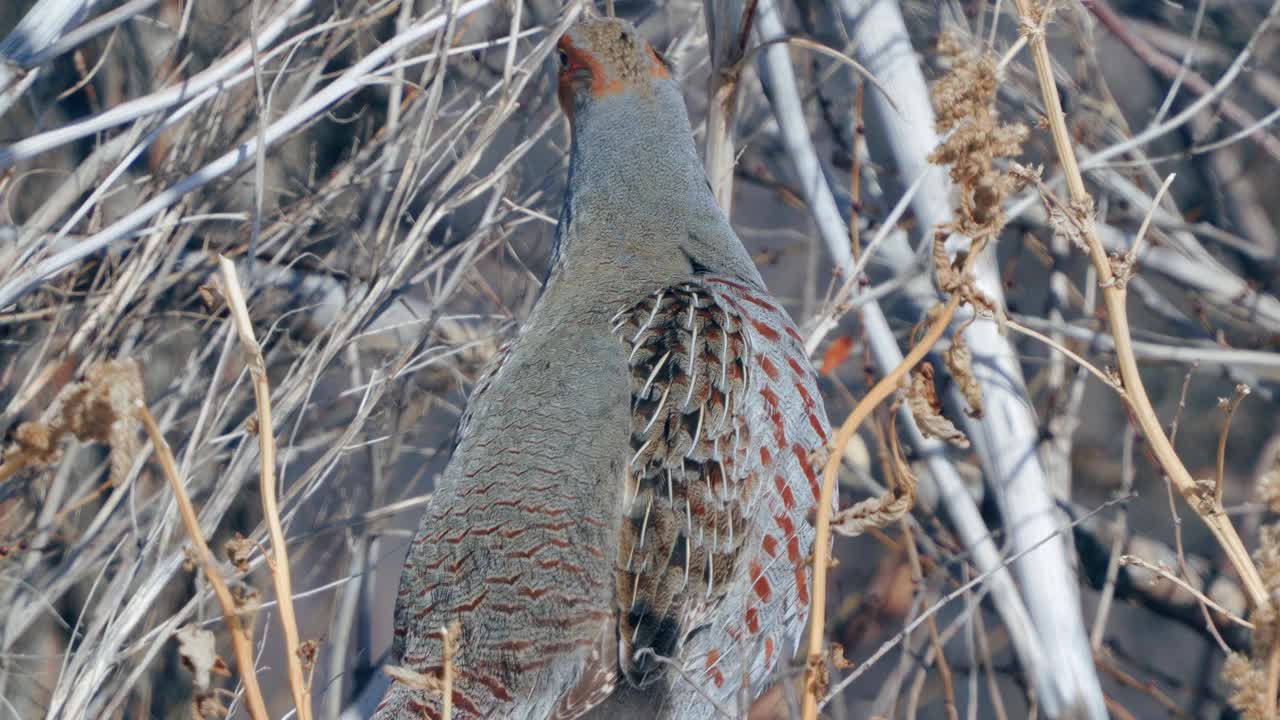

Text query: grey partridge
(374, 16), (831, 720)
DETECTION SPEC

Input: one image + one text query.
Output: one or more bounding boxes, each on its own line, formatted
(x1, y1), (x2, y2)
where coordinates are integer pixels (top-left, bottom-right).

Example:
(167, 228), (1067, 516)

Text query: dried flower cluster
(912, 32), (1034, 443)
(928, 33), (1030, 245)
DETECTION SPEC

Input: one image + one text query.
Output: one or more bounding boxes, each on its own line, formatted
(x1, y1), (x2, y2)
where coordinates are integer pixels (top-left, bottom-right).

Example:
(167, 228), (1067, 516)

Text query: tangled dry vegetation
(0, 1), (1278, 718)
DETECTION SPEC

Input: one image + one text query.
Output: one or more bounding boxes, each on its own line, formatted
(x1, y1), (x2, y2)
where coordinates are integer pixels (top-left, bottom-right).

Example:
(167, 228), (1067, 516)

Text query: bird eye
(557, 49), (570, 69)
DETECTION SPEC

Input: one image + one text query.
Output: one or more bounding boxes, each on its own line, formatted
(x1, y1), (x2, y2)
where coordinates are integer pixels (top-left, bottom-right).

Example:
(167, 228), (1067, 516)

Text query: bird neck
(566, 84), (708, 214)
(539, 83), (759, 325)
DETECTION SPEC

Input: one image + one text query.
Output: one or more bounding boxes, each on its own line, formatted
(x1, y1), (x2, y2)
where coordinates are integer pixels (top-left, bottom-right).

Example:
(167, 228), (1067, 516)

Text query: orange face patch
(557, 35), (625, 109)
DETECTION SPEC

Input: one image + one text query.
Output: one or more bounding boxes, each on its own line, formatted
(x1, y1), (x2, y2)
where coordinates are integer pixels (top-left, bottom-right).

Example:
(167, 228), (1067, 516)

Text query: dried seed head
(928, 32), (1028, 249)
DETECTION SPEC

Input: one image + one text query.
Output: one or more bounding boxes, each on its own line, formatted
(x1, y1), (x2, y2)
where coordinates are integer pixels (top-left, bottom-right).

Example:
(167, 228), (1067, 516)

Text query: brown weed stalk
(216, 256), (312, 720)
(139, 403), (269, 720)
(1012, 0), (1273, 715)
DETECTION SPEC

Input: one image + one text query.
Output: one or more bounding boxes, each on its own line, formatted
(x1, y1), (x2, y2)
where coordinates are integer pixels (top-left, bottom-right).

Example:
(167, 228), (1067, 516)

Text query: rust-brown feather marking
(604, 276), (831, 716)
(612, 282), (754, 685)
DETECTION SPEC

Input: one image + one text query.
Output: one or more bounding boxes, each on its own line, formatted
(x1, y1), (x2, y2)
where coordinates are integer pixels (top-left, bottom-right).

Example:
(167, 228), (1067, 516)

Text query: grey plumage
(375, 17), (829, 720)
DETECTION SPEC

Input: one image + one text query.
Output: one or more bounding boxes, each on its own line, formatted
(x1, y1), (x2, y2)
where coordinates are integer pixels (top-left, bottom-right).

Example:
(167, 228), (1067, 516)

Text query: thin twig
(821, 495), (1133, 710)
(1090, 426), (1134, 651)
(902, 521), (959, 720)
(1118, 555), (1254, 630)
(998, 317), (1117, 389)
(1125, 172), (1174, 265)
(1081, 0), (1280, 164)
(802, 293), (961, 720)
(442, 621), (460, 720)
(737, 36), (899, 115)
(703, 0), (750, 212)
(1215, 385), (1251, 507)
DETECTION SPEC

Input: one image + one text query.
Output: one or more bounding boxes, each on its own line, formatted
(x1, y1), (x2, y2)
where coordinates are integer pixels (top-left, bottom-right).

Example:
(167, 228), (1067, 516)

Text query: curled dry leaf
(944, 333), (984, 418)
(181, 546), (198, 572)
(804, 650), (830, 699)
(830, 449), (918, 538)
(932, 231), (964, 293)
(905, 363), (970, 448)
(829, 641), (855, 671)
(5, 359), (144, 485)
(193, 694), (229, 719)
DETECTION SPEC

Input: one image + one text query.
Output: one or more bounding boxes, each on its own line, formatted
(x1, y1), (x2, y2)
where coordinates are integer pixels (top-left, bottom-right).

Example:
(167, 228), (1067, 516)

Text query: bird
(374, 15), (831, 720)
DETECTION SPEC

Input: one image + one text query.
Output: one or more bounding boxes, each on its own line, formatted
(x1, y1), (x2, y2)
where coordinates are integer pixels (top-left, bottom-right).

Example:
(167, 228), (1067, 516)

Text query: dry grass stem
(381, 621), (462, 717)
(901, 518), (959, 720)
(999, 317), (1116, 388)
(215, 256), (311, 720)
(1126, 172), (1175, 265)
(138, 404), (269, 720)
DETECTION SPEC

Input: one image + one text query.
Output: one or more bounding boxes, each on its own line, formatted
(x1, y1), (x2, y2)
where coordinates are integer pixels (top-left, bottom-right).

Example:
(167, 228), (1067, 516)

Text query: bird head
(555, 18), (673, 121)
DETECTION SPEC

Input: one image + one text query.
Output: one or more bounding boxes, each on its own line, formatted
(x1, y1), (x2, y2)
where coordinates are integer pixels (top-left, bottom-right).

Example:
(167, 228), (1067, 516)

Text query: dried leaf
(197, 283), (223, 314)
(4, 359), (143, 486)
(932, 232), (962, 292)
(232, 586), (261, 637)
(831, 457), (917, 537)
(820, 335), (856, 375)
(193, 694), (229, 719)
(944, 335), (984, 418)
(298, 638), (320, 673)
(224, 533), (255, 573)
(905, 364), (970, 448)
(175, 625), (227, 692)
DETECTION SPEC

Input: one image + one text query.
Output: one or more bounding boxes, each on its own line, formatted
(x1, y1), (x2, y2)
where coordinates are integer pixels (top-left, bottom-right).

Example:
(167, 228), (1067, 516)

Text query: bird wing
(609, 275), (831, 704)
